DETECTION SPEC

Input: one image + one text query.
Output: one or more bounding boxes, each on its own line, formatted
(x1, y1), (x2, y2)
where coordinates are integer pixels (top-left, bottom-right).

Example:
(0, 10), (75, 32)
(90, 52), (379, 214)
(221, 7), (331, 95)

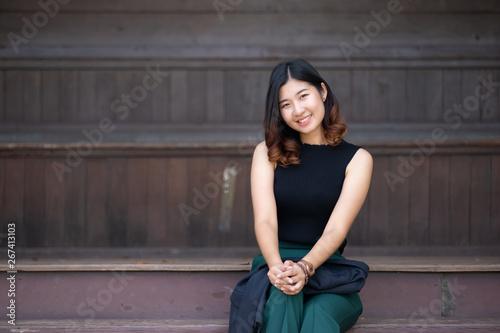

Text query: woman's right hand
(268, 261), (306, 295)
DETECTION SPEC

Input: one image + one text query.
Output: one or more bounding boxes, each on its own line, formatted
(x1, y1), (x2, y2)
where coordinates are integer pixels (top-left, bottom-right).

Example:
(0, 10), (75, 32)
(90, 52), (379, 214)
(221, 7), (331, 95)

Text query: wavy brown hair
(264, 59), (347, 166)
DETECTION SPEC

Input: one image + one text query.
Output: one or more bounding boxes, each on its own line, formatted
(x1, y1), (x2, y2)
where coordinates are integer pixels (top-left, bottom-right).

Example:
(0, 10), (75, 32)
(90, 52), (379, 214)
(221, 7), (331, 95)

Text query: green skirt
(251, 241), (363, 333)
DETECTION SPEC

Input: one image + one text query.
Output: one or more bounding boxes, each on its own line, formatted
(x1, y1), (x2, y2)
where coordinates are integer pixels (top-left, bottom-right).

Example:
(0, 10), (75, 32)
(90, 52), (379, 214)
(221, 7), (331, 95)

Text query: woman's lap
(263, 286), (362, 333)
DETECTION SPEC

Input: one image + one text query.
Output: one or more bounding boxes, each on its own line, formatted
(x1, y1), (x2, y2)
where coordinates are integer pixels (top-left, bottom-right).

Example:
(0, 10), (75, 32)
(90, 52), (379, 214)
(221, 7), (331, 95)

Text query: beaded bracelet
(296, 261), (309, 285)
(298, 259), (315, 277)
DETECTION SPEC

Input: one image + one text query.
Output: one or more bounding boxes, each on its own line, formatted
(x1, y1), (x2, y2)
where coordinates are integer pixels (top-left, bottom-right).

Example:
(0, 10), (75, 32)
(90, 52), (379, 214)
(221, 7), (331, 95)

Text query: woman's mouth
(297, 115), (312, 126)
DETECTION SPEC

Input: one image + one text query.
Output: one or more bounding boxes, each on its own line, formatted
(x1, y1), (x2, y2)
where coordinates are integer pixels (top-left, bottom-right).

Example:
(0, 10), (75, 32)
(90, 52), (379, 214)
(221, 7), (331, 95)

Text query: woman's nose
(293, 103), (306, 116)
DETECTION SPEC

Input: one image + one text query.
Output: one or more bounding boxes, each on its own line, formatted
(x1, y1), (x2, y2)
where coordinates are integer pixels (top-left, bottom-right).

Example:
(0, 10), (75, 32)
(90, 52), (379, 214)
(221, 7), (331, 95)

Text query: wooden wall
(0, 0), (499, 250)
(1, 149), (499, 248)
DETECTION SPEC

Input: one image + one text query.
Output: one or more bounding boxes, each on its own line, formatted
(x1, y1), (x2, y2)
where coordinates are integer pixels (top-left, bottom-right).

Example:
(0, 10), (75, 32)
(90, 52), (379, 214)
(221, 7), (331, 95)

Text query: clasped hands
(267, 260), (306, 295)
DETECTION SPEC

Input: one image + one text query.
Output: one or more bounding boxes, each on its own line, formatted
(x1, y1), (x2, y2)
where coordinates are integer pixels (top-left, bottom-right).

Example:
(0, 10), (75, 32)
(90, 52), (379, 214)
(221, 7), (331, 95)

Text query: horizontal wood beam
(2, 58), (500, 70)
(2, 0), (500, 14)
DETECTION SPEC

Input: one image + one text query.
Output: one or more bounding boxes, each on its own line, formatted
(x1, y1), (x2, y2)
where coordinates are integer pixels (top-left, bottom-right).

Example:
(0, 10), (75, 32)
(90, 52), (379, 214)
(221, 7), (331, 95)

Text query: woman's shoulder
(340, 140), (372, 170)
(253, 140), (269, 158)
(255, 140), (268, 151)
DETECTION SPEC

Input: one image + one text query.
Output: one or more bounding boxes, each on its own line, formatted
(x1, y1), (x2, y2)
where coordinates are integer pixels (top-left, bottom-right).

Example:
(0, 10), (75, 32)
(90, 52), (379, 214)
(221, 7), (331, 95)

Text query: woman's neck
(300, 131), (327, 145)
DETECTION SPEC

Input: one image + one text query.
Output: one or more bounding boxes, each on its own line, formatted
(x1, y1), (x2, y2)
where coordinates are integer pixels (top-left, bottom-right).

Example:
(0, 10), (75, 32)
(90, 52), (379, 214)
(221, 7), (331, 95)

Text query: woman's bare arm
(251, 141), (282, 269)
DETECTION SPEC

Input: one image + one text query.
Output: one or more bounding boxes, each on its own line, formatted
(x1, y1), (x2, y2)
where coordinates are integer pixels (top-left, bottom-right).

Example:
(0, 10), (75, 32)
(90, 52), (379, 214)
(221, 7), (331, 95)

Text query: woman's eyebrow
(279, 88), (309, 104)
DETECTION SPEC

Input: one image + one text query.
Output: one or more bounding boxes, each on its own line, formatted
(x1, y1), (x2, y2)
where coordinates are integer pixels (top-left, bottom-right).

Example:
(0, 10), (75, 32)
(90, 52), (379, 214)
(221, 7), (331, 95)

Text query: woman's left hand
(276, 260), (306, 295)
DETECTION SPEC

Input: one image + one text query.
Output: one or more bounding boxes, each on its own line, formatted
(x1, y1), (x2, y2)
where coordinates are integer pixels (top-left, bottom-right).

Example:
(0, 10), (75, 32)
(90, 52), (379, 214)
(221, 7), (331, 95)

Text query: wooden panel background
(0, 151), (499, 248)
(0, 0), (499, 250)
(0, 68), (498, 125)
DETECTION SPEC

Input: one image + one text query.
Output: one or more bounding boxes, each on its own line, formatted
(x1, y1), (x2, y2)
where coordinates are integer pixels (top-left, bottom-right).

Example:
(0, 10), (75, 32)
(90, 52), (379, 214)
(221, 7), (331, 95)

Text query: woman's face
(278, 78), (327, 140)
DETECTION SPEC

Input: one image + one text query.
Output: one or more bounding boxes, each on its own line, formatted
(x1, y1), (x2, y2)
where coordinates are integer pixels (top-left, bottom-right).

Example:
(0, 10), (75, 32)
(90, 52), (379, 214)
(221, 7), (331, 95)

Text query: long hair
(264, 59), (347, 166)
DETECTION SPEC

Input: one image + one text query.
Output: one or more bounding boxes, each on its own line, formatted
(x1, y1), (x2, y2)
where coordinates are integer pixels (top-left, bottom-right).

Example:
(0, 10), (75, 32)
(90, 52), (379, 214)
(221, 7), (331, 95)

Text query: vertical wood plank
(169, 71), (188, 123)
(424, 70), (443, 121)
(491, 156), (500, 244)
(238, 159), (255, 246)
(86, 159), (108, 246)
(41, 71), (60, 122)
(369, 70), (388, 122)
(127, 158), (148, 246)
(409, 156), (430, 245)
(0, 71), (5, 121)
(107, 159), (127, 246)
(207, 70), (225, 123)
(4, 71), (23, 122)
(386, 70), (406, 122)
(206, 157), (225, 247)
(78, 70), (96, 121)
(94, 70), (116, 122)
(406, 69), (425, 121)
(443, 70), (462, 114)
(480, 68), (499, 121)
(244, 71), (267, 123)
(150, 69), (170, 122)
(113, 70), (135, 123)
(146, 158), (168, 246)
(23, 71), (41, 123)
(188, 71), (207, 124)
(351, 70), (370, 122)
(59, 70), (78, 122)
(461, 69), (482, 121)
(225, 70), (245, 123)
(186, 157), (209, 247)
(429, 156), (450, 245)
(325, 70), (351, 122)
(0, 160), (4, 233)
(64, 158), (86, 247)
(44, 159), (66, 246)
(3, 160), (25, 246)
(387, 156), (409, 246)
(469, 156), (491, 245)
(368, 156), (390, 246)
(449, 155), (471, 246)
(131, 70), (152, 122)
(168, 158), (189, 247)
(24, 159), (45, 247)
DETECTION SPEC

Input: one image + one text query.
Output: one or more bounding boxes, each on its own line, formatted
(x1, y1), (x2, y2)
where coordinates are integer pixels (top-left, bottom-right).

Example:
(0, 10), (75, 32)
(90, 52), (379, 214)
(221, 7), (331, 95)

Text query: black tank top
(274, 140), (360, 246)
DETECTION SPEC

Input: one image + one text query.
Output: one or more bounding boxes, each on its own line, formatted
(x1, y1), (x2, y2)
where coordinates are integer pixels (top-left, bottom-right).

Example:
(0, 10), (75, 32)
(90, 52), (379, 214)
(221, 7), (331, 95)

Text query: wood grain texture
(469, 156), (491, 245)
(64, 157), (85, 247)
(107, 158), (127, 246)
(0, 71), (4, 121)
(1, 151), (492, 249)
(0, 68), (497, 124)
(2, 160), (25, 245)
(41, 71), (60, 122)
(44, 158), (65, 246)
(368, 156), (390, 246)
(0, 1), (498, 251)
(24, 159), (45, 247)
(2, 0), (500, 13)
(146, 158), (168, 247)
(85, 159), (108, 246)
(23, 71), (41, 123)
(429, 156), (450, 246)
(449, 155), (471, 246)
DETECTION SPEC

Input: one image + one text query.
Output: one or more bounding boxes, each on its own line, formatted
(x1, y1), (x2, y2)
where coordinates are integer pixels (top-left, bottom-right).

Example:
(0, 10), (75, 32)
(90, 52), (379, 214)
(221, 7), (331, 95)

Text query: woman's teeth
(298, 115), (311, 123)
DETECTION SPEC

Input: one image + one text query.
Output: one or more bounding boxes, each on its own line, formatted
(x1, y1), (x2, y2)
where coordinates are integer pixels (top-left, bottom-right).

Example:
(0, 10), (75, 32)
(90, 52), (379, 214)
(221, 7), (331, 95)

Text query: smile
(297, 115), (312, 124)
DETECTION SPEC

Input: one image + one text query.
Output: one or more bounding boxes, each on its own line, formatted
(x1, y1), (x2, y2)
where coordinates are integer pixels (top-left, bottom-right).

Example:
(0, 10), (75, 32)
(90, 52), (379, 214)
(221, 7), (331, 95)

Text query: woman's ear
(321, 82), (327, 101)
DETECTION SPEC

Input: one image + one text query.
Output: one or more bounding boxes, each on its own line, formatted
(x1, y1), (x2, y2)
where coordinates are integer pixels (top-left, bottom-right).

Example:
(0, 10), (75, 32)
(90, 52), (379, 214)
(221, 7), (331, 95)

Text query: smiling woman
(229, 59), (373, 333)
(264, 60), (348, 166)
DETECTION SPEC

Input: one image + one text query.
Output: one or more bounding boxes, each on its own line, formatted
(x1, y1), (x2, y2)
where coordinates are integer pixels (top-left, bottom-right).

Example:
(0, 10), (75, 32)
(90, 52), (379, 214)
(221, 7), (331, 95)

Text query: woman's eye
(280, 103), (289, 109)
(300, 94), (308, 99)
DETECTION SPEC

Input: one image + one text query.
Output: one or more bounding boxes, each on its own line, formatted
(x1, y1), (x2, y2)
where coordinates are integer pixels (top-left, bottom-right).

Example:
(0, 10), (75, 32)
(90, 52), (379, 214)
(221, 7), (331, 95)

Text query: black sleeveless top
(274, 140), (360, 246)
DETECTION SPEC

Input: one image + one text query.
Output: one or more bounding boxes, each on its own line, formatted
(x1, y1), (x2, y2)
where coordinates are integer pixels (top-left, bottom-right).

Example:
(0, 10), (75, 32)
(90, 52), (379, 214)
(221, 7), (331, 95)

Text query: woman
(230, 59), (372, 333)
